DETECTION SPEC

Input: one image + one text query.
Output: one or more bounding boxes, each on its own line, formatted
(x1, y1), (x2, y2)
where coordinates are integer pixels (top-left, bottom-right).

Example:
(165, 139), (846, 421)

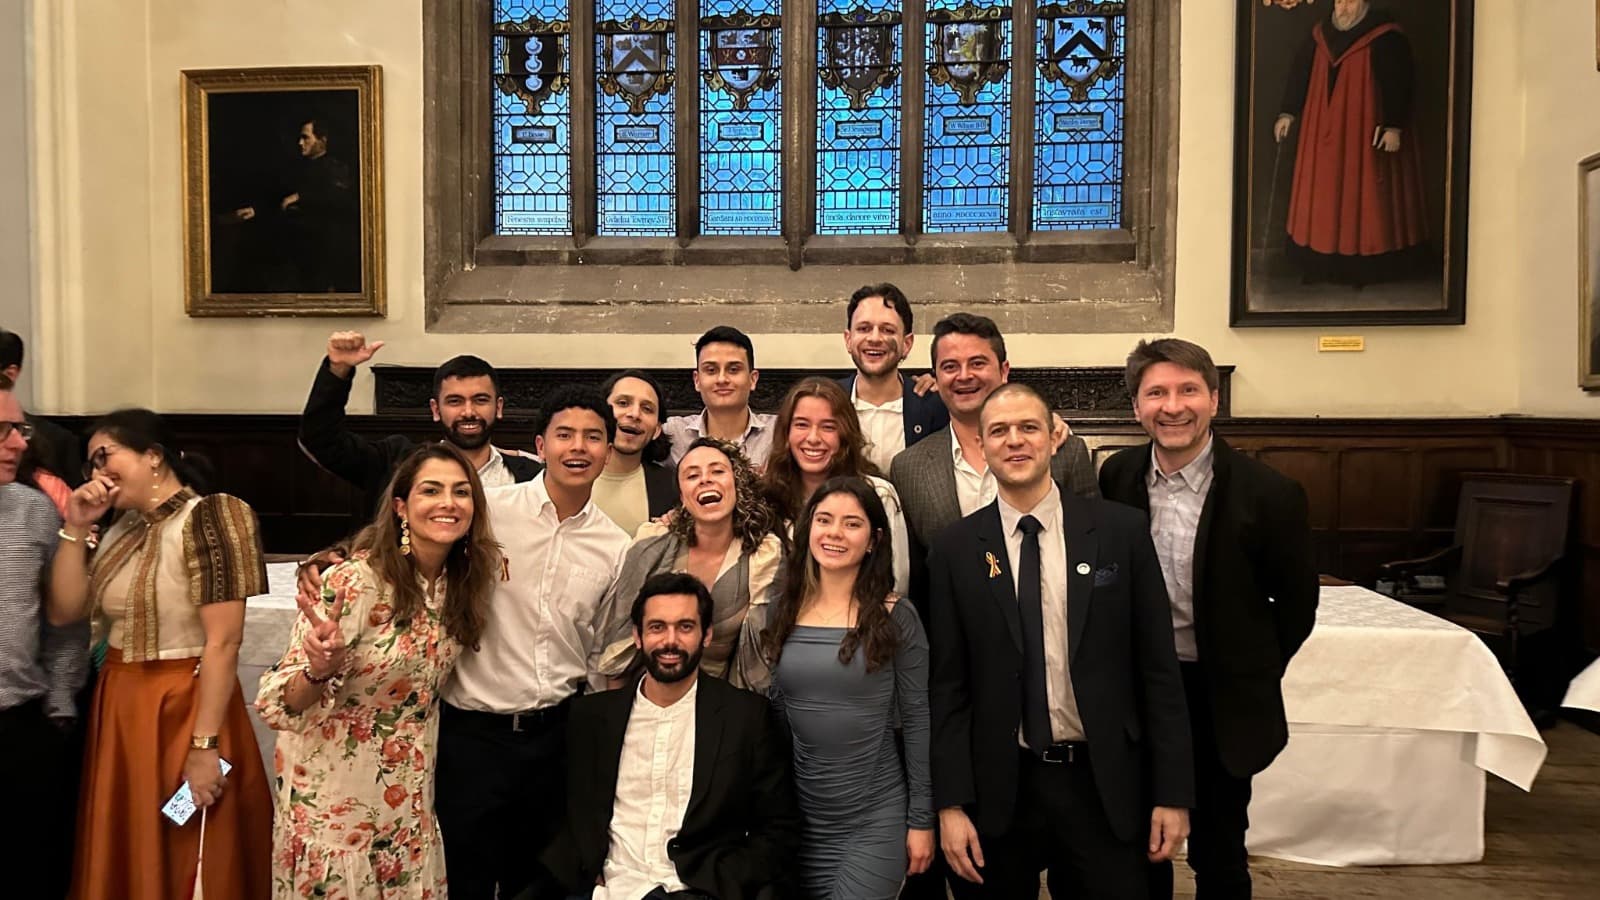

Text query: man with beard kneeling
(542, 572), (802, 900)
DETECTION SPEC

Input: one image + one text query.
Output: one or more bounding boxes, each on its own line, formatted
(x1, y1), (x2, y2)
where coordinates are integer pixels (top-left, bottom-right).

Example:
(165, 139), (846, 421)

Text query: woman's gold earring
(399, 518), (412, 556)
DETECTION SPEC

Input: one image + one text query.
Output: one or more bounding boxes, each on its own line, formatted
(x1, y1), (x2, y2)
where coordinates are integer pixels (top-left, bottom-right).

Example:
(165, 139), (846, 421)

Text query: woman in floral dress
(257, 444), (499, 898)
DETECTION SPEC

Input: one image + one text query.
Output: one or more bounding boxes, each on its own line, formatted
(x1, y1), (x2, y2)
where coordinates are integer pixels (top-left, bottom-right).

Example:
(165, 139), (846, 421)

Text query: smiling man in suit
(929, 383), (1192, 899)
(836, 283), (949, 472)
(1098, 339), (1318, 900)
(543, 571), (800, 900)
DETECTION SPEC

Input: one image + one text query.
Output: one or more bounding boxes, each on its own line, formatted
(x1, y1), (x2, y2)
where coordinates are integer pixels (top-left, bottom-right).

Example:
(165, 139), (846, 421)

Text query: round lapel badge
(1076, 562), (1091, 576)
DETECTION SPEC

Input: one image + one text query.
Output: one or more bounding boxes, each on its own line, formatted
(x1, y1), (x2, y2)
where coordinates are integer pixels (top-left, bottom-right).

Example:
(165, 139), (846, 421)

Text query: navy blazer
(836, 372), (950, 450)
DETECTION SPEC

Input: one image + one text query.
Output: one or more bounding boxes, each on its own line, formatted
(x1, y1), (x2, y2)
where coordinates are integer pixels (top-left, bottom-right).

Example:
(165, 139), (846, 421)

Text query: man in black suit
(543, 572), (800, 900)
(1098, 339), (1318, 900)
(929, 383), (1192, 899)
(835, 283), (949, 472)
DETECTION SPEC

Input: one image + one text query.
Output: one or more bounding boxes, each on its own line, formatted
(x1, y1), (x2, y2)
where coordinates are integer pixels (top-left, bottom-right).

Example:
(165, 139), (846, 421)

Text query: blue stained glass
(493, 0), (573, 235)
(816, 1), (902, 235)
(1034, 2), (1126, 230)
(924, 0), (1011, 232)
(596, 0), (676, 236)
(701, 1), (783, 236)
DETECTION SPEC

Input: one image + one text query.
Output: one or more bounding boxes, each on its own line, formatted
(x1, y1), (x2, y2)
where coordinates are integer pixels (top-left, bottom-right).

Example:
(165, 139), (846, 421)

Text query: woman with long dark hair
(599, 436), (784, 692)
(761, 377), (910, 596)
(49, 408), (273, 900)
(762, 476), (933, 899)
(257, 443), (500, 898)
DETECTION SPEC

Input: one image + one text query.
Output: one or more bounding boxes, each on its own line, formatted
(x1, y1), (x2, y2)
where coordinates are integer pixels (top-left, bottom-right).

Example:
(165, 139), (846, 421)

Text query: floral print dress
(256, 557), (460, 899)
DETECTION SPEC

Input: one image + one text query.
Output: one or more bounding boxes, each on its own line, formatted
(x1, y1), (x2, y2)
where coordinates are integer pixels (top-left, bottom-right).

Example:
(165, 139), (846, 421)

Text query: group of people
(0, 283), (1317, 900)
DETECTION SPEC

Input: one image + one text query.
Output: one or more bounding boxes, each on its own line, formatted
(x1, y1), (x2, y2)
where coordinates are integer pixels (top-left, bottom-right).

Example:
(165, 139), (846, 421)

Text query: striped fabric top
(0, 482), (89, 717)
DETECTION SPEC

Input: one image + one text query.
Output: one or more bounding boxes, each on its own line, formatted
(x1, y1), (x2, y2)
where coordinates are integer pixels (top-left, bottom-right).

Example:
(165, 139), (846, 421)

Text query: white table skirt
(1562, 656), (1600, 713)
(1246, 587), (1545, 867)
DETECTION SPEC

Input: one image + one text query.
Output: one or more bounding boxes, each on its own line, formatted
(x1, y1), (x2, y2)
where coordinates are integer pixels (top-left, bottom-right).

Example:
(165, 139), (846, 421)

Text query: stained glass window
(1034, 2), (1127, 230)
(816, 2), (903, 235)
(700, 2), (784, 236)
(493, 0), (573, 235)
(924, 1), (1012, 233)
(596, 0), (677, 236)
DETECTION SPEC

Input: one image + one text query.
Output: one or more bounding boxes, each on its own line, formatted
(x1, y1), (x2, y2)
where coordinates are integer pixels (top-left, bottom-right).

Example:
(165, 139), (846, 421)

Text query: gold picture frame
(1580, 151), (1600, 390)
(182, 65), (384, 317)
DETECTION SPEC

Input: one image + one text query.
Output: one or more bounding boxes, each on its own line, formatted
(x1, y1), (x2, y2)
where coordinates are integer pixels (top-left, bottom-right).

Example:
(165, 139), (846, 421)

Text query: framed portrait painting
(182, 65), (384, 317)
(1231, 0), (1472, 326)
(1581, 152), (1600, 391)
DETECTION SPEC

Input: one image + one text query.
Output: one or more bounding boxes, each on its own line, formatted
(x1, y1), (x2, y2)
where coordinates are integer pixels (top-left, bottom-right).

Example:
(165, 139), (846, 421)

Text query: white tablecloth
(1562, 656), (1600, 712)
(1249, 586), (1546, 866)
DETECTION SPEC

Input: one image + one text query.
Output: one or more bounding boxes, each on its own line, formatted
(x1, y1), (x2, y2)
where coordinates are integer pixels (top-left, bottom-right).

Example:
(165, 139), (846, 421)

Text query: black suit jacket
(1098, 436), (1319, 777)
(296, 356), (540, 505)
(542, 676), (802, 900)
(927, 491), (1193, 842)
(642, 459), (678, 519)
(835, 372), (950, 451)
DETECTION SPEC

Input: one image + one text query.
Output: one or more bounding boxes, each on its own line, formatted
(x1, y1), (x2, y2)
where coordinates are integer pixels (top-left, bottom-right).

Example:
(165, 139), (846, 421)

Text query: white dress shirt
(865, 475), (912, 598)
(997, 483), (1085, 743)
(851, 382), (906, 474)
(443, 473), (631, 713)
(1146, 436), (1215, 663)
(475, 444), (517, 488)
(594, 679), (699, 900)
(663, 410), (777, 467)
(951, 428), (997, 517)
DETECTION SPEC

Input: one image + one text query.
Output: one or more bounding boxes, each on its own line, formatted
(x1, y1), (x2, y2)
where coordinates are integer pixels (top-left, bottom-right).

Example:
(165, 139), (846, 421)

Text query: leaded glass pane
(1034, 2), (1126, 230)
(924, 1), (1011, 232)
(596, 0), (677, 236)
(816, 2), (902, 235)
(494, 0), (573, 235)
(700, 2), (783, 236)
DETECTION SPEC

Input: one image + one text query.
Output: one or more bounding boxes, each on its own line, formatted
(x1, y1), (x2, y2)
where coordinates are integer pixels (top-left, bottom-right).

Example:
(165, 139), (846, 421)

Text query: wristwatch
(190, 734), (219, 750)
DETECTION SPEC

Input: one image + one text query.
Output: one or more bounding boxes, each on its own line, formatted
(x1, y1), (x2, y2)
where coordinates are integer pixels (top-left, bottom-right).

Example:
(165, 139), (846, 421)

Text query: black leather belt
(443, 697), (572, 733)
(1035, 740), (1090, 765)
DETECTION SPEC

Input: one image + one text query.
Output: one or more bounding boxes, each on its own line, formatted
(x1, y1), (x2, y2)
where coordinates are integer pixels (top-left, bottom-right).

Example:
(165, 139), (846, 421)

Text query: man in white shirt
(593, 369), (679, 537)
(545, 572), (800, 900)
(662, 327), (776, 468)
(835, 283), (949, 473)
(435, 385), (633, 900)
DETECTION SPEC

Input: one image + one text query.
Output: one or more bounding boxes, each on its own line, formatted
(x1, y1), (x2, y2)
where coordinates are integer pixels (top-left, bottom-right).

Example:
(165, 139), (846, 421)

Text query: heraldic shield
(493, 20), (570, 110)
(818, 10), (899, 112)
(598, 15), (674, 115)
(928, 3), (1010, 106)
(1038, 1), (1125, 101)
(703, 12), (781, 111)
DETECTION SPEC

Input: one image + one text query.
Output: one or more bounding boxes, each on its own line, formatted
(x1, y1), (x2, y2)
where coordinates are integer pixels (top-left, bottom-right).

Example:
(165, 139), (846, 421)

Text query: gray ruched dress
(769, 600), (933, 900)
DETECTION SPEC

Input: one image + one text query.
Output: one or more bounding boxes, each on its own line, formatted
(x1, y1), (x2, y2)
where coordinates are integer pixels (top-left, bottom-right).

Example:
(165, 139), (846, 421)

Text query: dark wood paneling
(1339, 449), (1417, 530)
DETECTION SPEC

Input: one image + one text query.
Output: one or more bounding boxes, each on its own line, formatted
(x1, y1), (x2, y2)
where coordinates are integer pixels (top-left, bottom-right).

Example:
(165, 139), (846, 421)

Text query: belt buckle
(511, 711), (524, 733)
(1042, 742), (1078, 764)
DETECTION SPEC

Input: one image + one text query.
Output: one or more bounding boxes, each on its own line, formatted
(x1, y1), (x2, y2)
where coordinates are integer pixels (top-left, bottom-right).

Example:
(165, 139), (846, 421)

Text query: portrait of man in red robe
(1274, 0), (1430, 287)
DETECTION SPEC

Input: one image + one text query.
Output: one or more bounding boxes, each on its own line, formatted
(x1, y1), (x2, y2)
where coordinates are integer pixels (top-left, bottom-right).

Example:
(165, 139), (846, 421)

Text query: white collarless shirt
(595, 679), (699, 900)
(997, 484), (1085, 743)
(443, 473), (631, 712)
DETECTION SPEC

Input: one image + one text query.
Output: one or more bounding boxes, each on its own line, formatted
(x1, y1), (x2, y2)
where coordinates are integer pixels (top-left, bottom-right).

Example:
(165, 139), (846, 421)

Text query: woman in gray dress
(761, 476), (934, 899)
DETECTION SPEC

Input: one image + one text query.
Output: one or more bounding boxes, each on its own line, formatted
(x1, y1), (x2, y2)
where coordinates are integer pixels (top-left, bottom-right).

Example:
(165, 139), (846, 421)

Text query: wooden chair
(1377, 472), (1576, 682)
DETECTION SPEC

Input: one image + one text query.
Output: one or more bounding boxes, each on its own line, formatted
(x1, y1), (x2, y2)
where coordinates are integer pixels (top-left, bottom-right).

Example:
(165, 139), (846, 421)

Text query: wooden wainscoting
(47, 413), (1600, 648)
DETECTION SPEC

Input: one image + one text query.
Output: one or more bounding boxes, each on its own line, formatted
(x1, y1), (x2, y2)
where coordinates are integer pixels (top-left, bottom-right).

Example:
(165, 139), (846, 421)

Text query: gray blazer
(890, 425), (1099, 610)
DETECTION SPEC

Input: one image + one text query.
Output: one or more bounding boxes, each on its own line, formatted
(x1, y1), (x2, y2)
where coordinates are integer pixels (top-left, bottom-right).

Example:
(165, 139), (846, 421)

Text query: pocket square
(1093, 563), (1119, 587)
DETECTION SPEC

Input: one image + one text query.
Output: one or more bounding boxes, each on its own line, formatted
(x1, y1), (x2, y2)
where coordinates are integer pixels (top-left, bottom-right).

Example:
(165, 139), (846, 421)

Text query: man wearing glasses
(0, 373), (90, 898)
(0, 327), (82, 487)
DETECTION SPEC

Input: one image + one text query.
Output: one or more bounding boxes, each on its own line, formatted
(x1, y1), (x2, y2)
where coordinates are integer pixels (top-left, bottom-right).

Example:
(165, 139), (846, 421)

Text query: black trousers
(437, 700), (572, 900)
(1149, 662), (1254, 900)
(950, 751), (1148, 900)
(0, 699), (75, 900)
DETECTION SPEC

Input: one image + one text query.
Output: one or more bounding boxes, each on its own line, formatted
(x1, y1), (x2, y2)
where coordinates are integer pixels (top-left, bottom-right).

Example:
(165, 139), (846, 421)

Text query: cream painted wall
(26, 0), (1598, 417)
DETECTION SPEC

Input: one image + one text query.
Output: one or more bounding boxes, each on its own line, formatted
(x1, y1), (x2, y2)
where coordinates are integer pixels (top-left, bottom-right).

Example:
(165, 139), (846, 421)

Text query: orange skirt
(70, 650), (272, 900)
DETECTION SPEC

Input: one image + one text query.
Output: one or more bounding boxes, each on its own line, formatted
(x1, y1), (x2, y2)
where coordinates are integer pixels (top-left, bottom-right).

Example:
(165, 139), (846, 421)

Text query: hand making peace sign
(296, 587), (348, 681)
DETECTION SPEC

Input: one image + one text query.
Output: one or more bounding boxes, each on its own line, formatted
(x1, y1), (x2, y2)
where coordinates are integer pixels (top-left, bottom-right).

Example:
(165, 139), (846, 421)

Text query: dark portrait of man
(208, 91), (363, 295)
(1273, 0), (1431, 287)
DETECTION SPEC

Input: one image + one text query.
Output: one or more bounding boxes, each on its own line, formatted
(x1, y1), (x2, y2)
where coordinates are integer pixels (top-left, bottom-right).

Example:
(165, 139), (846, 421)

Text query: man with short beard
(594, 369), (678, 537)
(836, 283), (948, 473)
(544, 572), (801, 900)
(297, 330), (540, 509)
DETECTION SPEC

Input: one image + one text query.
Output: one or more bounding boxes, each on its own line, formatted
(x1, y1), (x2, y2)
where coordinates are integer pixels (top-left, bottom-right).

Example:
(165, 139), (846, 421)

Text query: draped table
(1561, 656), (1600, 713)
(250, 570), (1543, 866)
(1247, 586), (1546, 866)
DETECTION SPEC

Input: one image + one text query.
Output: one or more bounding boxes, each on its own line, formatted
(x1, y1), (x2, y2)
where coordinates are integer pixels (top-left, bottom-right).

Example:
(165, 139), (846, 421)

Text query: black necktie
(1017, 514), (1052, 754)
